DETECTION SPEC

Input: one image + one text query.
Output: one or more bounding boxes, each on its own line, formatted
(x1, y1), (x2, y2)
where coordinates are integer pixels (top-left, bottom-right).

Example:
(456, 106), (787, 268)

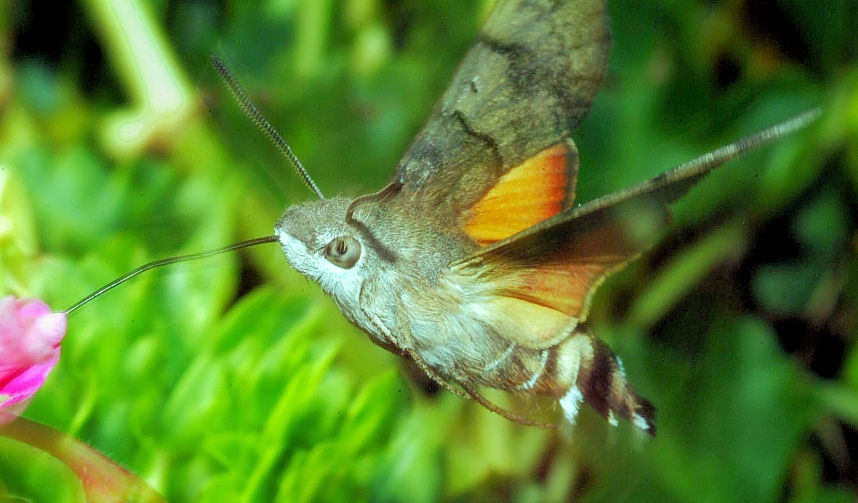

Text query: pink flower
(0, 296), (66, 412)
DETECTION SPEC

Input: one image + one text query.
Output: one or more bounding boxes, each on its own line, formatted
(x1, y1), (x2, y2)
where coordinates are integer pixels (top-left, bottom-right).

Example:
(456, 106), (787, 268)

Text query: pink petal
(22, 312), (66, 360)
(15, 298), (51, 322)
(0, 298), (66, 366)
(0, 354), (60, 408)
(0, 296), (67, 414)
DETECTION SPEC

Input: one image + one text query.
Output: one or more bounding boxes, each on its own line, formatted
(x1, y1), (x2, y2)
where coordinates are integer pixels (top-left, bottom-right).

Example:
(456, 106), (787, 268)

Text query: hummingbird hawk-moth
(260, 0), (820, 435)
(267, 0), (661, 433)
(206, 0), (815, 436)
(60, 0), (817, 435)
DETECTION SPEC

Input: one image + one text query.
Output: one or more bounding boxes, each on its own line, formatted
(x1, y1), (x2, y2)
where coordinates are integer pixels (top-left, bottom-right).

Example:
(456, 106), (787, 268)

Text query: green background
(1, 0), (856, 501)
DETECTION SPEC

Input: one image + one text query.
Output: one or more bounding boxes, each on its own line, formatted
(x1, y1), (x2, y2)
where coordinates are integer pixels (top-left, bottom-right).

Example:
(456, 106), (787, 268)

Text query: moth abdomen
(530, 333), (656, 435)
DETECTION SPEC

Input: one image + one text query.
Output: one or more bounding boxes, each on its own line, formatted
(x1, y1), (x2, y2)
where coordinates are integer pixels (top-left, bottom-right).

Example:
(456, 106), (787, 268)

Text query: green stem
(0, 415), (166, 502)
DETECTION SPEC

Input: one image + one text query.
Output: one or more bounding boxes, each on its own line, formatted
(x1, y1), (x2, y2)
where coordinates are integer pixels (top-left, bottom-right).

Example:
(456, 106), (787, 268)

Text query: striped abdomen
(488, 332), (656, 435)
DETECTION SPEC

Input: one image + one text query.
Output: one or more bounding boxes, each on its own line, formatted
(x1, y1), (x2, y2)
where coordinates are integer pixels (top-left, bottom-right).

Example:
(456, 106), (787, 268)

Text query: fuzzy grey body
(275, 193), (656, 434)
(275, 197), (507, 375)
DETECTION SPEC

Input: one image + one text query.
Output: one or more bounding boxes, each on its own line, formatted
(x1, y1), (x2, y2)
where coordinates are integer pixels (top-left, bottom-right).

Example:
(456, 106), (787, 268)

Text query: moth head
(274, 197), (372, 303)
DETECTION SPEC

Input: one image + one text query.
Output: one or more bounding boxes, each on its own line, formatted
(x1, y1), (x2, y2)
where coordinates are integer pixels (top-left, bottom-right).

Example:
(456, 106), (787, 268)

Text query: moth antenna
(64, 235), (279, 315)
(210, 54), (325, 199)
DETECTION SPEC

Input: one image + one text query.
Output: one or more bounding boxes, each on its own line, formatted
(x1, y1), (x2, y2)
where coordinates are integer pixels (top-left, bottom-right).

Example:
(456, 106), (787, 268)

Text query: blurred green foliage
(0, 0), (856, 501)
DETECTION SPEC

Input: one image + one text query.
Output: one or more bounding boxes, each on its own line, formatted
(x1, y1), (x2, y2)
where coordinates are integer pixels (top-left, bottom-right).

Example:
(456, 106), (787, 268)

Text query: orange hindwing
(462, 142), (576, 246)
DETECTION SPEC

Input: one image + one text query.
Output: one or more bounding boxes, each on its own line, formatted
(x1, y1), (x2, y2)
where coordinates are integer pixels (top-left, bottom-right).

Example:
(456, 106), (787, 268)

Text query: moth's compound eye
(324, 236), (361, 269)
